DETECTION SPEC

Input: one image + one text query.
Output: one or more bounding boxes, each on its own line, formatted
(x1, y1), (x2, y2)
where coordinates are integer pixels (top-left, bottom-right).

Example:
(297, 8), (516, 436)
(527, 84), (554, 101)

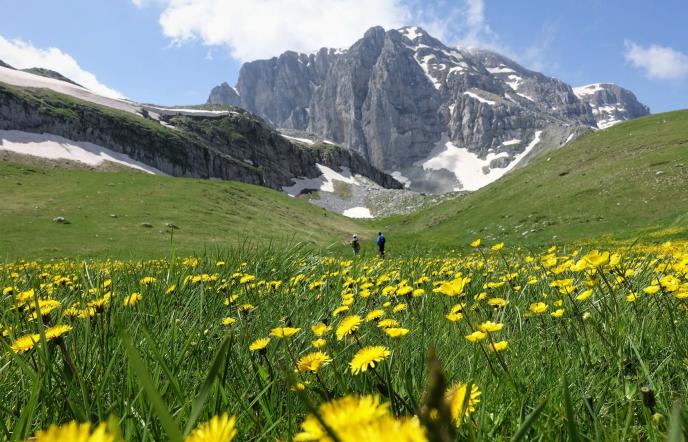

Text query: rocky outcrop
(207, 82), (241, 106)
(573, 83), (650, 129)
(209, 26), (650, 192)
(0, 82), (400, 191)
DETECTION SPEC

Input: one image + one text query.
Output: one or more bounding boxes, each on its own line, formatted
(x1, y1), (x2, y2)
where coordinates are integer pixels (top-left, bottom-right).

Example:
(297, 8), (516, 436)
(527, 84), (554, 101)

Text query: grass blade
(122, 331), (183, 442)
(511, 398), (548, 442)
(562, 376), (580, 442)
(183, 334), (233, 436)
(668, 401), (684, 442)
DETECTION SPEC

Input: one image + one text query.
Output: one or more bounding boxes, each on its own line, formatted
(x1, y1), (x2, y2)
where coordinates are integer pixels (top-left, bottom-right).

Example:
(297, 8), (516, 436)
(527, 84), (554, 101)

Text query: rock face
(207, 82), (241, 106)
(209, 26), (650, 192)
(572, 83), (650, 129)
(0, 81), (400, 192)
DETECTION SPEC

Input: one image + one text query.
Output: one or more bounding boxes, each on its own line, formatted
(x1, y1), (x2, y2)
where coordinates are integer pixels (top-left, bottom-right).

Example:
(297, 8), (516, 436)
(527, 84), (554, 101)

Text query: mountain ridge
(208, 25), (650, 193)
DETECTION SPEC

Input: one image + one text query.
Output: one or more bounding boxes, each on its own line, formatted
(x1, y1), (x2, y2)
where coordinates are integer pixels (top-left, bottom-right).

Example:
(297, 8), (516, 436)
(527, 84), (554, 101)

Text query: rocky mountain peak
(208, 25), (650, 193)
(207, 82), (241, 106)
(573, 83), (650, 129)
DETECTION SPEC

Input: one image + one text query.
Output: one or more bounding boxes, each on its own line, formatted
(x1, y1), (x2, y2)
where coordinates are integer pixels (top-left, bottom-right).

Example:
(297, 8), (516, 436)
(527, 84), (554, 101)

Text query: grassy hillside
(382, 110), (688, 247)
(0, 159), (370, 259)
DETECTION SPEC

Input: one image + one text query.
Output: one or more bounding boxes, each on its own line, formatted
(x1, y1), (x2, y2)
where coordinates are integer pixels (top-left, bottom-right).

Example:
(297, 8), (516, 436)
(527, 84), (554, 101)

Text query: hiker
(351, 234), (361, 256)
(376, 232), (386, 258)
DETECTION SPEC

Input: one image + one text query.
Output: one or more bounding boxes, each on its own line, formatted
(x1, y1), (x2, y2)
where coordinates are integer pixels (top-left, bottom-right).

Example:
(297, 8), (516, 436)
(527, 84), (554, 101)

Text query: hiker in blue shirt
(376, 232), (385, 258)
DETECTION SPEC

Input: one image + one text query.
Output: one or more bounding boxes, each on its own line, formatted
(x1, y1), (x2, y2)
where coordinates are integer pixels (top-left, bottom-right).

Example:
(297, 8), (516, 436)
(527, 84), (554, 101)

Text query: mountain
(209, 26), (650, 193)
(20, 67), (83, 87)
(207, 82), (241, 106)
(0, 65), (400, 195)
(385, 110), (688, 246)
(0, 59), (82, 86)
(572, 83), (650, 129)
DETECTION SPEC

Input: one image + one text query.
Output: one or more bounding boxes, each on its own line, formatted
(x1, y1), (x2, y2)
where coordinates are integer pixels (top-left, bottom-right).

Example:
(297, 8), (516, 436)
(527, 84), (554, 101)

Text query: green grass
(2, 244), (687, 440)
(0, 161), (370, 260)
(383, 110), (688, 248)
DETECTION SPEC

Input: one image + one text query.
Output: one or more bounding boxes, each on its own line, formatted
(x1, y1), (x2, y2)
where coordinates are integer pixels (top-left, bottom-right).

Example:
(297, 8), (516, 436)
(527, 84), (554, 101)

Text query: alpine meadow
(1, 2), (688, 441)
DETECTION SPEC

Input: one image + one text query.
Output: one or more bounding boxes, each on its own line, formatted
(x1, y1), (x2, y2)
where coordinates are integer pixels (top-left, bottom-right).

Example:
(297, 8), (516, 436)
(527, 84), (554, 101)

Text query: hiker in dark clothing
(351, 234), (361, 256)
(376, 232), (385, 258)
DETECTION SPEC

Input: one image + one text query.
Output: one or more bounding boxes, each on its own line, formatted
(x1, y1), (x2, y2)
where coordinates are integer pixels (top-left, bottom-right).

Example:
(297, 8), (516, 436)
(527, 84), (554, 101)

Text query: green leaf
(668, 401), (685, 442)
(183, 334), (233, 436)
(121, 331), (183, 442)
(511, 398), (548, 442)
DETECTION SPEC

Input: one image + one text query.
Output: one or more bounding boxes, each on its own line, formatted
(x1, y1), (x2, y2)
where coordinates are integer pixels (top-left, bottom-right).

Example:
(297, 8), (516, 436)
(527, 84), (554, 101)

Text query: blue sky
(1, 0), (687, 112)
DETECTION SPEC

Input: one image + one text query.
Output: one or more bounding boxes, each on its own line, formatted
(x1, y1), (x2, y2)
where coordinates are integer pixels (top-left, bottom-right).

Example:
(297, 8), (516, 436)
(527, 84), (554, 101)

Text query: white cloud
(624, 40), (688, 80)
(0, 36), (124, 98)
(137, 0), (409, 62)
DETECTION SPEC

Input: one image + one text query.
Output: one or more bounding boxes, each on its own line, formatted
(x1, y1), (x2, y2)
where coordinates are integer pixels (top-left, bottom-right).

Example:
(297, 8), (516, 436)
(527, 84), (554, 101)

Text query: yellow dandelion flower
(311, 322), (331, 336)
(491, 243), (504, 251)
(384, 327), (410, 338)
(465, 331), (487, 342)
(445, 383), (481, 427)
(45, 324), (73, 341)
(312, 338), (327, 348)
(487, 297), (508, 308)
(488, 340), (508, 352)
(643, 285), (660, 295)
(470, 239), (481, 248)
(249, 337), (270, 351)
(336, 315), (362, 341)
(140, 277), (157, 286)
(10, 333), (40, 353)
(550, 309), (565, 318)
(33, 421), (115, 442)
(123, 293), (141, 306)
(529, 302), (548, 314)
(222, 317), (237, 326)
(297, 351), (332, 373)
(350, 346), (391, 375)
(393, 303), (407, 313)
(270, 327), (300, 338)
(366, 309), (385, 321)
(477, 321), (503, 333)
(377, 319), (399, 329)
(186, 413), (237, 442)
(574, 289), (592, 301)
(332, 305), (349, 316)
(582, 250), (609, 268)
(294, 395), (390, 441)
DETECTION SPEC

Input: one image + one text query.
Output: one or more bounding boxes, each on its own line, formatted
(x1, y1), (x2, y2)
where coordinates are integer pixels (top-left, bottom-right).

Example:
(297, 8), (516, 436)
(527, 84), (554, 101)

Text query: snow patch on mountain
(281, 134), (315, 145)
(421, 131), (542, 191)
(282, 164), (361, 196)
(0, 66), (137, 114)
(390, 171), (411, 188)
(342, 207), (373, 219)
(0, 130), (164, 174)
(572, 83), (606, 98)
(464, 91), (496, 105)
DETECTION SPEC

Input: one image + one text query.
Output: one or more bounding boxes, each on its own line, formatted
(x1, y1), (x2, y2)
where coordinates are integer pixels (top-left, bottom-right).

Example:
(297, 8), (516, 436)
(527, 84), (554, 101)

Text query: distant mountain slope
(385, 110), (688, 246)
(209, 26), (649, 193)
(20, 67), (83, 87)
(0, 160), (370, 259)
(0, 66), (400, 193)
